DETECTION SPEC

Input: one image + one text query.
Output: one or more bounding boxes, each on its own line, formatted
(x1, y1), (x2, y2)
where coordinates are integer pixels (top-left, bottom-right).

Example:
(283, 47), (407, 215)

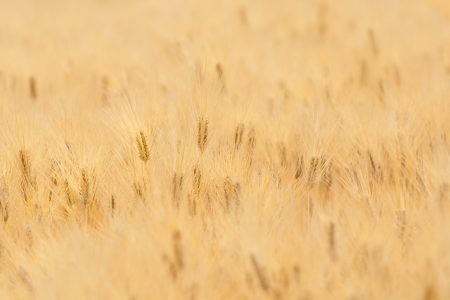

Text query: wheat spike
(80, 169), (90, 206)
(19, 149), (31, 184)
(111, 195), (115, 215)
(64, 180), (74, 207)
(295, 155), (304, 179)
(423, 284), (438, 300)
(2, 203), (8, 223)
(197, 116), (208, 152)
(223, 177), (239, 211)
(360, 59), (368, 86)
(328, 221), (336, 261)
(192, 166), (202, 196)
(101, 75), (109, 104)
(234, 123), (244, 150)
(318, 2), (327, 37)
(172, 172), (184, 209)
(238, 6), (248, 27)
(250, 254), (270, 293)
(308, 157), (319, 186)
(136, 131), (150, 162)
(368, 28), (379, 58)
(29, 76), (37, 100)
(173, 230), (184, 270)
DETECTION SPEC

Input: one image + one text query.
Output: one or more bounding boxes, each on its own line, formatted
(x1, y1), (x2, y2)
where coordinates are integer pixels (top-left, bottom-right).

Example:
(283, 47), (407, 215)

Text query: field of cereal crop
(0, 0), (449, 299)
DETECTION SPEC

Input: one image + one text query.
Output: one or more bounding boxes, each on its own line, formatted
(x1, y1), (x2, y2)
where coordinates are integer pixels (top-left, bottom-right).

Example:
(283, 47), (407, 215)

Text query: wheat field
(0, 0), (449, 299)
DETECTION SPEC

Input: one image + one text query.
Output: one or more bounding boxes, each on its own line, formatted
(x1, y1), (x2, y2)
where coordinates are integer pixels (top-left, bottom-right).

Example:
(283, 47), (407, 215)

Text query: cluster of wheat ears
(0, 0), (449, 299)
